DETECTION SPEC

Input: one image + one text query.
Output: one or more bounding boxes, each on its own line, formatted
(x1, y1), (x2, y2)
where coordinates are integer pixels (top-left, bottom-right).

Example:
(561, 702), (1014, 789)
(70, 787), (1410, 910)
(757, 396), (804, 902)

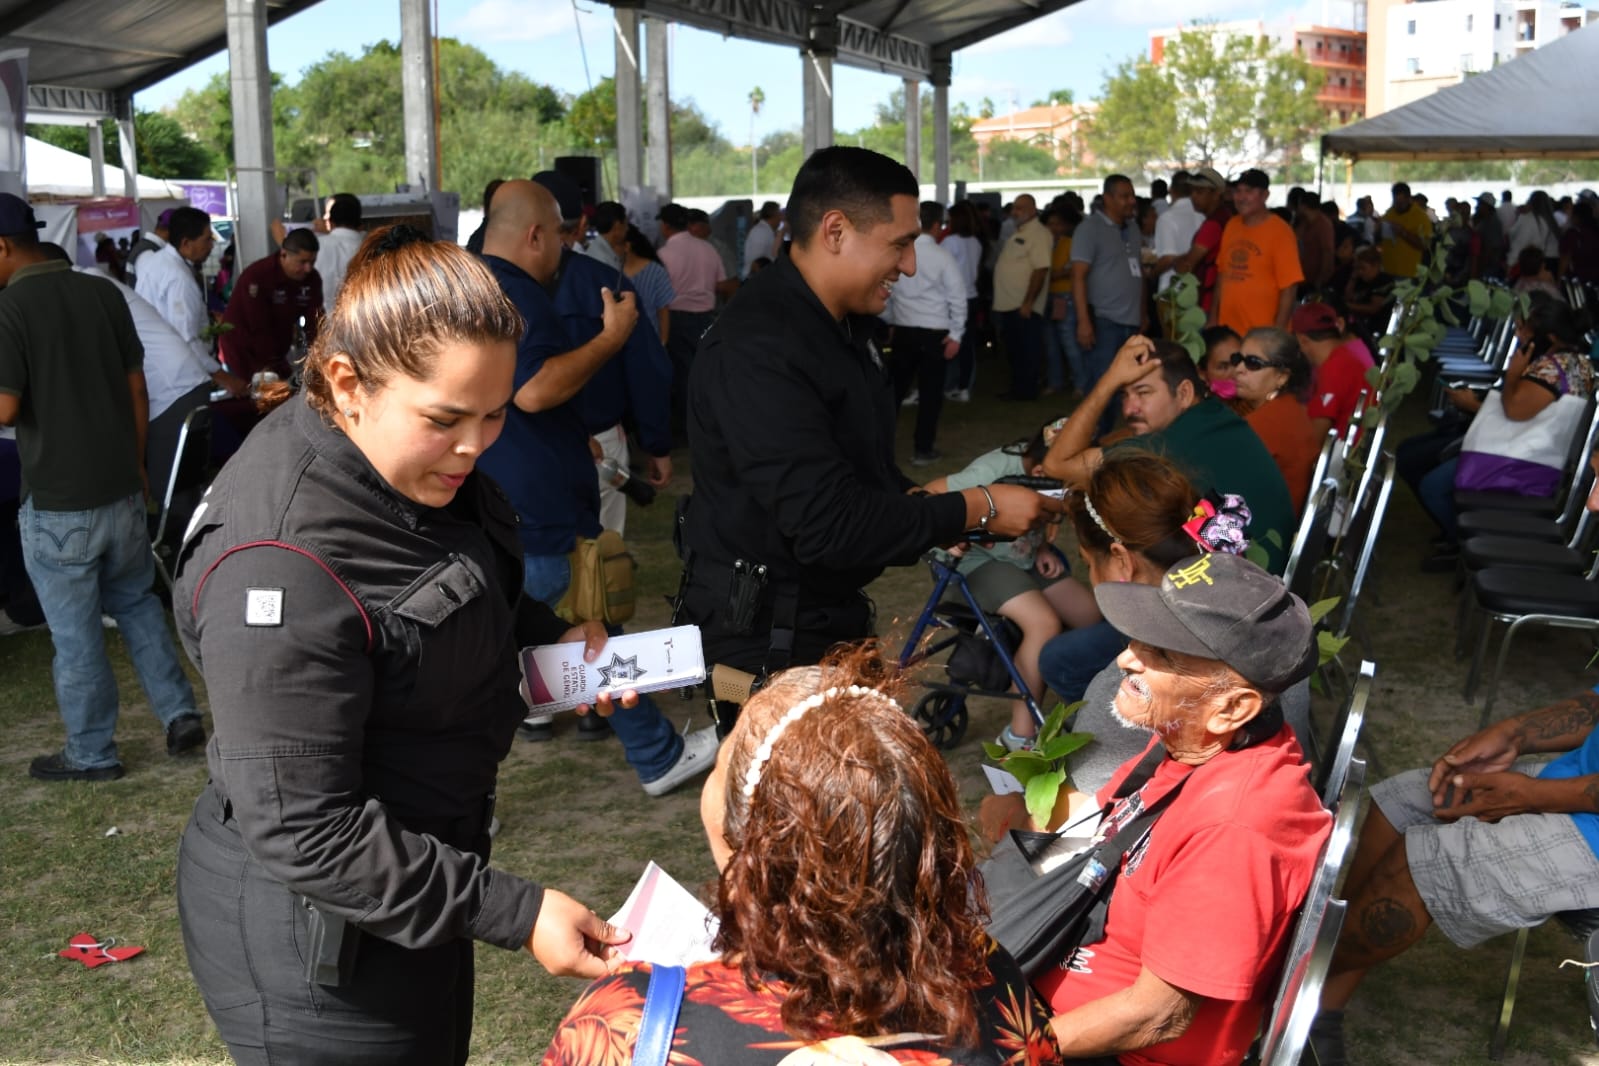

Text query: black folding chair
(151, 405), (213, 591)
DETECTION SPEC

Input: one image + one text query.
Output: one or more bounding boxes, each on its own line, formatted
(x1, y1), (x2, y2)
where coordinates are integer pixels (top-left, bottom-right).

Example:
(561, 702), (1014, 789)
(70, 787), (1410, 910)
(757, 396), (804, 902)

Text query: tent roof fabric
(4, 0), (1085, 97)
(1322, 22), (1599, 161)
(1, 0), (323, 98)
(24, 135), (183, 197)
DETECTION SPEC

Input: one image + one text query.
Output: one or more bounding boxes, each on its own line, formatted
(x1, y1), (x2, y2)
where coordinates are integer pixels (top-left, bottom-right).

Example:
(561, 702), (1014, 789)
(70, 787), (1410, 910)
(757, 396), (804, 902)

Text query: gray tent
(1321, 21), (1599, 161)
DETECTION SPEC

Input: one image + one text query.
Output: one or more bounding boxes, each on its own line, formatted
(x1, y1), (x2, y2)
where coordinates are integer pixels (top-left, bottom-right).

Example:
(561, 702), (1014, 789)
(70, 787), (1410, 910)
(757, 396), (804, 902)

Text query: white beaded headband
(741, 684), (903, 800)
(1083, 492), (1122, 544)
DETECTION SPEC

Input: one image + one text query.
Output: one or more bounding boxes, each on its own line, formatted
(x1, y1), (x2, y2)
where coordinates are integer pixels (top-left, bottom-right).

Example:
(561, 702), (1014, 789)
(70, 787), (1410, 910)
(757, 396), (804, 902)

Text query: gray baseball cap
(1095, 553), (1316, 692)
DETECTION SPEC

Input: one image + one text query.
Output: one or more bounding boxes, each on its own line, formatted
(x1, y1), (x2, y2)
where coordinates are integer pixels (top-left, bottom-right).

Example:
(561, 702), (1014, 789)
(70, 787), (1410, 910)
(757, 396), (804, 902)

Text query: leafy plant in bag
(982, 700), (1093, 829)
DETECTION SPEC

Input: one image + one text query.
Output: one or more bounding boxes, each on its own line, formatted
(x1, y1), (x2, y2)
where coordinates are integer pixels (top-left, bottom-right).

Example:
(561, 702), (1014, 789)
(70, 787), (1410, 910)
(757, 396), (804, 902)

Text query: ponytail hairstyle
(269, 224), (523, 418)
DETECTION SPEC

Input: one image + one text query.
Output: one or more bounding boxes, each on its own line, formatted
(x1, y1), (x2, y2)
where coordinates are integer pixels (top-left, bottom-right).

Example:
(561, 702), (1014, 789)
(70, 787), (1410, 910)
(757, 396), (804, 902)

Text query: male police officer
(680, 148), (1061, 700)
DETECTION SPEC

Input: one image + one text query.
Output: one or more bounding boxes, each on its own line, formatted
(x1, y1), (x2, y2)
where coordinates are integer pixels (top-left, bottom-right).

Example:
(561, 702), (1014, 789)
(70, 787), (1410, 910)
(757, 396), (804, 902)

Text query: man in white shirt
(742, 201), (781, 277)
(1151, 171), (1204, 292)
(135, 208), (217, 365)
(886, 201), (968, 466)
(66, 244), (243, 550)
(317, 193), (365, 316)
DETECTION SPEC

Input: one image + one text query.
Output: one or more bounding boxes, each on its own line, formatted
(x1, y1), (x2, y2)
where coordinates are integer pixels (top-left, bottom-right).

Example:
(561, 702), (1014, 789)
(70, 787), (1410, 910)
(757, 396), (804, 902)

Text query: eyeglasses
(1229, 353), (1283, 372)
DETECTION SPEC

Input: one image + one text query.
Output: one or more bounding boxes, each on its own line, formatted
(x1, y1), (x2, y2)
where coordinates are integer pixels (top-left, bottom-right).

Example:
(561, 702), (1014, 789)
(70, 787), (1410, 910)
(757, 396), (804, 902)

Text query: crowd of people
(1, 141), (1598, 1066)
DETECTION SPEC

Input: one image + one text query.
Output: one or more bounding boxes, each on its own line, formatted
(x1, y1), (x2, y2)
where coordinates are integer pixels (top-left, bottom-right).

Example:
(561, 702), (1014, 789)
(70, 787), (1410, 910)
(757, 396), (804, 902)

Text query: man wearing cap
(1150, 171), (1201, 294)
(1210, 169), (1304, 337)
(743, 200), (782, 278)
(1292, 302), (1375, 438)
(0, 194), (207, 781)
(219, 228), (322, 382)
(688, 209), (740, 283)
(1166, 167), (1231, 313)
(656, 203), (727, 423)
(1036, 552), (1331, 1064)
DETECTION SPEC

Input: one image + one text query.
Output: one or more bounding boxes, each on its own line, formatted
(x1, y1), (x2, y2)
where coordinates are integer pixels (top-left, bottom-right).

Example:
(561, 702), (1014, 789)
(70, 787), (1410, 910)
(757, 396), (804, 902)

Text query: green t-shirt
(0, 261), (144, 510)
(1107, 398), (1293, 575)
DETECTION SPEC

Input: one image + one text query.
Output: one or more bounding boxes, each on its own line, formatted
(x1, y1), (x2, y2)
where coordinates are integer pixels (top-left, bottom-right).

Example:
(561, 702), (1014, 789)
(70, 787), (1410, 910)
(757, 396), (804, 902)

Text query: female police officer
(172, 227), (628, 1064)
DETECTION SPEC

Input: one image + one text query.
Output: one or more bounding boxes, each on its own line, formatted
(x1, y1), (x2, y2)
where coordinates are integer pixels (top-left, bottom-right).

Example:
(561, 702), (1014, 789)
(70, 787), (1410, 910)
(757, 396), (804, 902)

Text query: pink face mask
(1209, 378), (1239, 400)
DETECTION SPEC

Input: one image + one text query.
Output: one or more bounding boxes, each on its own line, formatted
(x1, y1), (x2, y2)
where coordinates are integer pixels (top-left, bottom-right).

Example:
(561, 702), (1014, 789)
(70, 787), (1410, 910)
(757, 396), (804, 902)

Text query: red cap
(1290, 302), (1340, 334)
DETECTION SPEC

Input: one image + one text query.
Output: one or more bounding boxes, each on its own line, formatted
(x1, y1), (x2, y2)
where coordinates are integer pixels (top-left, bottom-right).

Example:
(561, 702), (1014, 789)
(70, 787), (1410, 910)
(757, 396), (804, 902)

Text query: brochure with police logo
(519, 625), (706, 713)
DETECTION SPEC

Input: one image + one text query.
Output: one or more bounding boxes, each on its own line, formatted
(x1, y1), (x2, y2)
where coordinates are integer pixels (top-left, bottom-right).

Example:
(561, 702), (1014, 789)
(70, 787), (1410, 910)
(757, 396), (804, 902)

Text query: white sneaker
(901, 389), (919, 407)
(642, 725), (721, 797)
(995, 725), (1036, 753)
(948, 388), (971, 403)
(517, 711), (554, 742)
(0, 612), (44, 637)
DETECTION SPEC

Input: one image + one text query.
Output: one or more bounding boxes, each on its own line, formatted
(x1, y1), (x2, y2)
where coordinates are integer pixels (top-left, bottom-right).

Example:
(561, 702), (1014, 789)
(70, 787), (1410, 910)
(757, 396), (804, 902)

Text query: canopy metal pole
(116, 94), (138, 200)
(902, 78), (920, 179)
(87, 122), (105, 198)
(614, 7), (643, 195)
(645, 16), (671, 198)
(400, 0), (438, 191)
(932, 57), (951, 205)
(225, 0), (276, 264)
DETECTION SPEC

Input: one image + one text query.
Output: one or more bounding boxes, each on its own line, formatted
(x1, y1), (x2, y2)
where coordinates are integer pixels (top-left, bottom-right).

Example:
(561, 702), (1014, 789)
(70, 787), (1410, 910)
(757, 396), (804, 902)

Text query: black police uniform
(172, 395), (570, 1066)
(681, 253), (968, 676)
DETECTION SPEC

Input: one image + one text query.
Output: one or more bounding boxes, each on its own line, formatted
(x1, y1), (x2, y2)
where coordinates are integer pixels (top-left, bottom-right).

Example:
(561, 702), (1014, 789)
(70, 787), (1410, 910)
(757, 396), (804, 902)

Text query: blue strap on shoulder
(632, 964), (687, 1066)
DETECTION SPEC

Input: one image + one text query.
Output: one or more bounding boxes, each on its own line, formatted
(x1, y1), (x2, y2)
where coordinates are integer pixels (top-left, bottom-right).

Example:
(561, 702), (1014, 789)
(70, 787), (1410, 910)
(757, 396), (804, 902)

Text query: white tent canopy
(24, 135), (185, 198)
(1321, 22), (1599, 162)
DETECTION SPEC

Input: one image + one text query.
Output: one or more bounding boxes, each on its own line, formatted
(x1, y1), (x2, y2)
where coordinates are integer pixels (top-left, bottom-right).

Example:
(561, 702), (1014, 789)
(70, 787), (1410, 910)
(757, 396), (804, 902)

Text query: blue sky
(138, 0), (1356, 144)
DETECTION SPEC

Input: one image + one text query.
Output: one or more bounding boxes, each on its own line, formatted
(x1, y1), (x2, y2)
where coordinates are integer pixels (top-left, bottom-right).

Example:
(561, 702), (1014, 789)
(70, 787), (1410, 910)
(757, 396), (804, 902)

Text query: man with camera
(679, 147), (1062, 704)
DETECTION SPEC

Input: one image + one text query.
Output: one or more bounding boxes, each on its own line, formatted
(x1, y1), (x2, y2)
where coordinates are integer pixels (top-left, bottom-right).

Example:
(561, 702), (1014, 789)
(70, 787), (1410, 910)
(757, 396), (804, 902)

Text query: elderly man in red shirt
(219, 228), (322, 381)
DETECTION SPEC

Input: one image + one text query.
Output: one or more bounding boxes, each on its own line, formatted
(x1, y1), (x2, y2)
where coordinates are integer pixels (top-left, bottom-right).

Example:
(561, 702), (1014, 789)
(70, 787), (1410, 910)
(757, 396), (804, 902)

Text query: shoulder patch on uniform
(245, 587), (284, 627)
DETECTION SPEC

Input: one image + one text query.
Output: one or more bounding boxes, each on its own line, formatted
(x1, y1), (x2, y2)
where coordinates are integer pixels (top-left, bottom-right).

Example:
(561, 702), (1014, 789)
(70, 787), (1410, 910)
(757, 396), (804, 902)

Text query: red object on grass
(58, 933), (144, 968)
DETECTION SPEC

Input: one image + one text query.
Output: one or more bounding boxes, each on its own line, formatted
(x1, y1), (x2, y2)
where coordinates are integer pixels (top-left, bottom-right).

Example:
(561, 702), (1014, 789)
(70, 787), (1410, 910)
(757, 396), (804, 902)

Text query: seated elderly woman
(1232, 328), (1320, 514)
(542, 650), (1065, 1065)
(1035, 553), (1330, 1065)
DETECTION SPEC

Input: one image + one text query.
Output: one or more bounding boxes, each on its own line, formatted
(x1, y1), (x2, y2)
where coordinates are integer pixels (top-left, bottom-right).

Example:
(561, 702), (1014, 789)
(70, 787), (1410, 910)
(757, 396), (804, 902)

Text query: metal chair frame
(151, 404), (213, 591)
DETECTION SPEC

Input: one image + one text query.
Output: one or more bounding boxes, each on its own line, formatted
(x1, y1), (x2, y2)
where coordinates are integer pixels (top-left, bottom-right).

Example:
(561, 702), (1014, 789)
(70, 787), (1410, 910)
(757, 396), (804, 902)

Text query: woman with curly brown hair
(543, 649), (1063, 1065)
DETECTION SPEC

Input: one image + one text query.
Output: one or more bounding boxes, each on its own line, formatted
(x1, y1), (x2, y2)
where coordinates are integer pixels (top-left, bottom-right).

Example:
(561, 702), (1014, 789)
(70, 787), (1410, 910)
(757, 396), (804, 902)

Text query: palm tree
(749, 86), (765, 195)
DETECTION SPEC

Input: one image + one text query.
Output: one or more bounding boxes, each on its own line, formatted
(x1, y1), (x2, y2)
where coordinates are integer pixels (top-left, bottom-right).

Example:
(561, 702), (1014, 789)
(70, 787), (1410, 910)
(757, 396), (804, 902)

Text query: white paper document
(519, 625), (706, 713)
(608, 861), (720, 967)
(982, 765), (1026, 796)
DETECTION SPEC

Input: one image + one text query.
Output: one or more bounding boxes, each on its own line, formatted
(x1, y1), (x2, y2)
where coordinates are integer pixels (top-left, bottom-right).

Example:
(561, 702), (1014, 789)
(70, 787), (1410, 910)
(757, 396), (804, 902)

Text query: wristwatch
(977, 485), (997, 532)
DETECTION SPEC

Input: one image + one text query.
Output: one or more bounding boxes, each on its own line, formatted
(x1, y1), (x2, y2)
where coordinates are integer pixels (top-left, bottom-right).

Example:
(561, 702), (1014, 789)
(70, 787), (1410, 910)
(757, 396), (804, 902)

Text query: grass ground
(1, 363), (1597, 1064)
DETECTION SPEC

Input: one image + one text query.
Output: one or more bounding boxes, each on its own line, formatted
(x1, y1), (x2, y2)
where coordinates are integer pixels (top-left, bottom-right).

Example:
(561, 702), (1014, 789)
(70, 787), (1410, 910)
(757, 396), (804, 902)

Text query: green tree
(1030, 88), (1074, 107)
(168, 71), (298, 178)
(1088, 23), (1323, 176)
(28, 110), (220, 179)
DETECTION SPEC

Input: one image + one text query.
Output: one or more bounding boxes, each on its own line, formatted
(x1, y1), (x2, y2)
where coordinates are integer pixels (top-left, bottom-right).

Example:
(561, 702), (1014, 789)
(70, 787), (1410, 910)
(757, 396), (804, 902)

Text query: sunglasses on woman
(1229, 352), (1282, 372)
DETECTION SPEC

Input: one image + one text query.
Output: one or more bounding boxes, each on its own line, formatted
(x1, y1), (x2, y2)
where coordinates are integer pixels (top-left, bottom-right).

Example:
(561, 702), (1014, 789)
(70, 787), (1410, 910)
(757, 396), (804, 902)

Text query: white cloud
(967, 11), (1075, 54)
(451, 0), (605, 43)
(1102, 0), (1262, 28)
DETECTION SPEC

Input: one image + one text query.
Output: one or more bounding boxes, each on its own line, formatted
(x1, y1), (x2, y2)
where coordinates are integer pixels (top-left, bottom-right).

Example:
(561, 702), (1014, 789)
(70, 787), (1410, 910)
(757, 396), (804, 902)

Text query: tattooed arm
(1427, 691), (1599, 822)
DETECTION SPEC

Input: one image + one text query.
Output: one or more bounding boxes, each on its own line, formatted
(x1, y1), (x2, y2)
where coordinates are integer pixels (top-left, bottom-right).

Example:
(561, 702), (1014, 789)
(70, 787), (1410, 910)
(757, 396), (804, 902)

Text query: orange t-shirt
(1245, 393), (1319, 515)
(1216, 214), (1304, 337)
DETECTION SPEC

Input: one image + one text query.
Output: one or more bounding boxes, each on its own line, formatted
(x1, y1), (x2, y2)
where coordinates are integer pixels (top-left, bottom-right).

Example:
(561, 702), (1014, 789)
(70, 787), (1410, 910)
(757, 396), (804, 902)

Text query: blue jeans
(1418, 457), (1461, 543)
(522, 550), (682, 783)
(1082, 320), (1141, 437)
(20, 493), (199, 769)
(1045, 302), (1088, 392)
(1038, 619), (1128, 706)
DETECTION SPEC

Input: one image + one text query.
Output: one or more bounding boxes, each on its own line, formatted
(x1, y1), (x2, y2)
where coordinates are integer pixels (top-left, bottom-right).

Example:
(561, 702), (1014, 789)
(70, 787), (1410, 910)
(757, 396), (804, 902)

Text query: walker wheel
(911, 691), (969, 750)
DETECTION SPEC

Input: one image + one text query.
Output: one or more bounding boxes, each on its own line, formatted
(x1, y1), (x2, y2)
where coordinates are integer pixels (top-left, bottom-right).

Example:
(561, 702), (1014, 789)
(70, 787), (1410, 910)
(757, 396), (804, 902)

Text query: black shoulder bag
(982, 745), (1189, 980)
